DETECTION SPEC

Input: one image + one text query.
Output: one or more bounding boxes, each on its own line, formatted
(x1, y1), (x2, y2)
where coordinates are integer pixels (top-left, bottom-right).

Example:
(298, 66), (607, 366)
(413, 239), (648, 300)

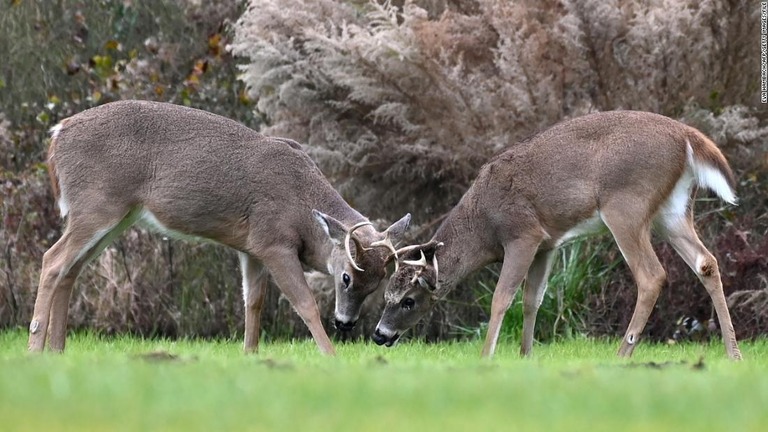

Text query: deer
(372, 110), (743, 360)
(28, 100), (411, 356)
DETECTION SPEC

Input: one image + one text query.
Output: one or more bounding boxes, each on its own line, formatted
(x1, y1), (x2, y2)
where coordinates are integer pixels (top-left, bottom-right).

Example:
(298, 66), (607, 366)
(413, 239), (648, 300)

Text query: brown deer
(372, 110), (742, 360)
(29, 100), (410, 355)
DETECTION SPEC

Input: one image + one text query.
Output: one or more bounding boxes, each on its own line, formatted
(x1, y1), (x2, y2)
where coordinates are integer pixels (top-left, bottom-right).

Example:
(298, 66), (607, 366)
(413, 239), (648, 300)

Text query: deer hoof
(29, 320), (40, 334)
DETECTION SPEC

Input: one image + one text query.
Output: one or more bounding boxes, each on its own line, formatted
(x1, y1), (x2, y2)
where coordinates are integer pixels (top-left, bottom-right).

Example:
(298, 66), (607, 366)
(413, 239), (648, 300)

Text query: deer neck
(302, 189), (372, 272)
(311, 180), (368, 225)
(431, 202), (499, 297)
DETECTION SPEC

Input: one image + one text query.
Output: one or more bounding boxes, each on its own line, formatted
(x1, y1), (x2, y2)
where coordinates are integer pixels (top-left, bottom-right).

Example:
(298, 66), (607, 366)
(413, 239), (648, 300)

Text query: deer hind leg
(30, 209), (136, 352)
(601, 206), (666, 358)
(482, 236), (542, 358)
(46, 258), (86, 352)
(260, 247), (335, 356)
(658, 216), (742, 360)
(520, 249), (555, 357)
(239, 252), (269, 354)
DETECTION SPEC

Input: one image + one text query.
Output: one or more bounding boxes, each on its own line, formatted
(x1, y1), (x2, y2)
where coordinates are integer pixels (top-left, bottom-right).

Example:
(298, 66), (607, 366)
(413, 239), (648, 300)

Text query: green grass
(1, 330), (767, 432)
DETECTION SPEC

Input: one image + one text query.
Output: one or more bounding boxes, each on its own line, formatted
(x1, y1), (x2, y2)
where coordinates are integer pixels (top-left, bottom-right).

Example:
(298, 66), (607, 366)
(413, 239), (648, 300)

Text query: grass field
(1, 330), (767, 432)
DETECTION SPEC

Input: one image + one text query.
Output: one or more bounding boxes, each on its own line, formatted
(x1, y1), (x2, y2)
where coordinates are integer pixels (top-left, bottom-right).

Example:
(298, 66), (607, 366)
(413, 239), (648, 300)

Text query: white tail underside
(50, 122), (70, 218)
(686, 142), (737, 205)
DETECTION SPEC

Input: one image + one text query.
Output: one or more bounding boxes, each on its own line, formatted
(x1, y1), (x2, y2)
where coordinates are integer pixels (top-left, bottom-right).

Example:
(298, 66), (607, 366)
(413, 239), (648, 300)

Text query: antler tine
(402, 250), (427, 267)
(410, 268), (423, 284)
(344, 221), (372, 272)
(429, 248), (445, 300)
(349, 221), (373, 233)
(393, 244), (422, 257)
(368, 236), (400, 272)
(432, 252), (439, 290)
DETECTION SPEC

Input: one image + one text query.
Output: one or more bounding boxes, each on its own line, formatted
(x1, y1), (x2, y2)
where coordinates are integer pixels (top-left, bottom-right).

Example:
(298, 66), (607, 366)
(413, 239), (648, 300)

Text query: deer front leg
(239, 253), (269, 354)
(261, 248), (336, 356)
(482, 238), (541, 358)
(520, 249), (555, 357)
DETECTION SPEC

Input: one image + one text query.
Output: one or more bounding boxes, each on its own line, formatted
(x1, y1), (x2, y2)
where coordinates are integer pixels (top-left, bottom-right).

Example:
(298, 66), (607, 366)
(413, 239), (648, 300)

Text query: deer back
(49, 100), (360, 255)
(466, 110), (733, 246)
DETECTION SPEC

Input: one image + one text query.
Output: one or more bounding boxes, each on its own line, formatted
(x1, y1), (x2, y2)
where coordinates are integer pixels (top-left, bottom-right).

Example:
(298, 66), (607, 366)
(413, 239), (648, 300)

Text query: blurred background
(1, 0), (766, 346)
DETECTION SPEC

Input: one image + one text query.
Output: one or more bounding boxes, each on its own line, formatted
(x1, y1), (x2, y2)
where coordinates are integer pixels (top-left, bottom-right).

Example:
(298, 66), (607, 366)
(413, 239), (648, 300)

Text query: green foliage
(2, 331), (768, 432)
(0, 0), (253, 171)
(545, 238), (622, 339)
(470, 238), (622, 345)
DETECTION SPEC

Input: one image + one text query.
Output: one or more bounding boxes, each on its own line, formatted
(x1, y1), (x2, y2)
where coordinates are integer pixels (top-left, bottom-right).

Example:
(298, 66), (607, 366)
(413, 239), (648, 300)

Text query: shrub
(231, 0), (759, 222)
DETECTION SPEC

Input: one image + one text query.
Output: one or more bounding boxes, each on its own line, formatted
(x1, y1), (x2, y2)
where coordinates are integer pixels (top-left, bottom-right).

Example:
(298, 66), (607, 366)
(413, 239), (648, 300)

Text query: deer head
(314, 210), (411, 332)
(372, 241), (443, 346)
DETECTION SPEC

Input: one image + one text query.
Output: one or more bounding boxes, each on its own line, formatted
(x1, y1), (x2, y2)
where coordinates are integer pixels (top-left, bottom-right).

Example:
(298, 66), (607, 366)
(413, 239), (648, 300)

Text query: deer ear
(384, 213), (411, 244)
(312, 210), (346, 245)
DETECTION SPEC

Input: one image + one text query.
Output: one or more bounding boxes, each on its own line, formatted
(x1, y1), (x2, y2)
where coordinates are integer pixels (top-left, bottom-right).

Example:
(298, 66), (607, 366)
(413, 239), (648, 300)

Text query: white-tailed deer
(373, 110), (742, 360)
(29, 100), (410, 355)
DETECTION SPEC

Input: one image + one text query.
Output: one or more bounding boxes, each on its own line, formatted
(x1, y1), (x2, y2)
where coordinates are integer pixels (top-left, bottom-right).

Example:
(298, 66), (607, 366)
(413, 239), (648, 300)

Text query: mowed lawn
(1, 330), (767, 432)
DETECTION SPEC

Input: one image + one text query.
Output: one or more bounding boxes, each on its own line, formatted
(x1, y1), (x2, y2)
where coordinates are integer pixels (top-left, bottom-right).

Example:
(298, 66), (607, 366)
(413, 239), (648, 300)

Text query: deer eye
(342, 273), (351, 288)
(401, 297), (415, 310)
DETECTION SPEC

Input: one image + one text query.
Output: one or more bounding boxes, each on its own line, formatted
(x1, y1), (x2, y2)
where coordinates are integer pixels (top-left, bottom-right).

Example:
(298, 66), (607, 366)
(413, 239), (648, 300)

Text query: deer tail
(686, 128), (737, 205)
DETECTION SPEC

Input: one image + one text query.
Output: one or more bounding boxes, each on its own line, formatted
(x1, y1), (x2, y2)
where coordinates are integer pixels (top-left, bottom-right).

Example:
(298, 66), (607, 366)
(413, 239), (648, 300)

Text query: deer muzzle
(334, 318), (358, 332)
(372, 327), (400, 347)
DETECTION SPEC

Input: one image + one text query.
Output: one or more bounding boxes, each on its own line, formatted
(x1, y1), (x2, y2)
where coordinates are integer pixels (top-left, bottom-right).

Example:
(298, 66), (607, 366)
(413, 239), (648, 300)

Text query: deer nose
(334, 319), (357, 331)
(372, 327), (401, 347)
(372, 328), (388, 345)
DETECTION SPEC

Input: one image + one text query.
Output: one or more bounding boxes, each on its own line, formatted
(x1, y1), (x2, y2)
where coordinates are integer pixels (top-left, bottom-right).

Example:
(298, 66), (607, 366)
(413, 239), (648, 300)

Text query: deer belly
(136, 208), (200, 241)
(554, 212), (606, 247)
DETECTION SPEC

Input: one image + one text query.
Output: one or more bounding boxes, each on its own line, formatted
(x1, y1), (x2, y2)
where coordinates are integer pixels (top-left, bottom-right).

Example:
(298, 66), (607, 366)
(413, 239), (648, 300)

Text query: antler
(410, 270), (423, 284)
(407, 252), (442, 287)
(366, 235), (400, 272)
(403, 244), (444, 290)
(404, 250), (427, 283)
(345, 221), (372, 272)
(432, 250), (439, 289)
(393, 244), (423, 257)
(403, 250), (428, 267)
